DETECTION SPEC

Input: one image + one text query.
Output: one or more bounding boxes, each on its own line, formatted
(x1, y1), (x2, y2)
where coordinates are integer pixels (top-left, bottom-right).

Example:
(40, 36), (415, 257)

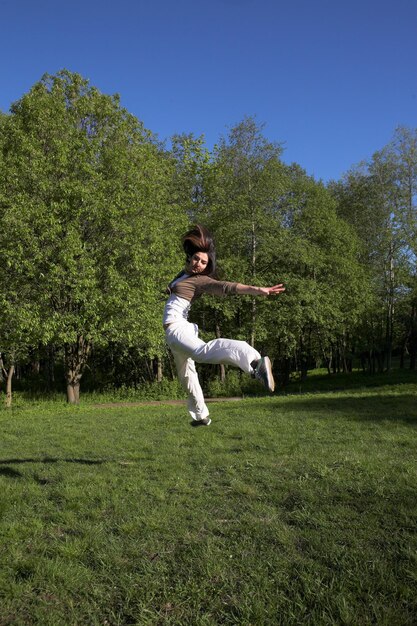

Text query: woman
(164, 225), (285, 426)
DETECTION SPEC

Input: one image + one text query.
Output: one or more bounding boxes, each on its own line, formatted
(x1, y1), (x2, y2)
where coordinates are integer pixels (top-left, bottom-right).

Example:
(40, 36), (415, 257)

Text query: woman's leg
(166, 321), (261, 373)
(170, 345), (210, 421)
(166, 321), (265, 422)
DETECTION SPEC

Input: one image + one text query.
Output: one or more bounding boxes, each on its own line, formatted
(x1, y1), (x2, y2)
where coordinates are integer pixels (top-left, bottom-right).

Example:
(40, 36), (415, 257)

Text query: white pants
(165, 320), (261, 421)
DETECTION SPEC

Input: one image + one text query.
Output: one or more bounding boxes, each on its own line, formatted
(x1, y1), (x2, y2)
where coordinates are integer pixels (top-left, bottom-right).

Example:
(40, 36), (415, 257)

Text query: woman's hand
(236, 283), (286, 296)
(258, 284), (286, 296)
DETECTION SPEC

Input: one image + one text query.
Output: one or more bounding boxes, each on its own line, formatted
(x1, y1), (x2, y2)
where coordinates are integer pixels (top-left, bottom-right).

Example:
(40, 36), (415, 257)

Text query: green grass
(284, 366), (417, 395)
(1, 382), (417, 625)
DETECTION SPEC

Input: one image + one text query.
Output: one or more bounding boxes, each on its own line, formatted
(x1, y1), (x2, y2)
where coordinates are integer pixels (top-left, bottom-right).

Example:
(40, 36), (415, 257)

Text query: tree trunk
(156, 356), (163, 382)
(6, 365), (15, 408)
(145, 359), (153, 382)
(167, 352), (176, 381)
(47, 344), (55, 389)
(385, 242), (395, 372)
(64, 336), (91, 404)
(409, 302), (417, 370)
(250, 216), (257, 347)
(332, 345), (338, 374)
(66, 381), (80, 404)
(399, 344), (405, 369)
(31, 359), (40, 375)
(317, 330), (331, 374)
(282, 358), (291, 387)
(298, 337), (309, 381)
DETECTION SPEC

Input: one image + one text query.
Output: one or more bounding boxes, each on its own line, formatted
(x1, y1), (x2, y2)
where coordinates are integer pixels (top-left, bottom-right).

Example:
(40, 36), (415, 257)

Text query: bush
(206, 370), (255, 398)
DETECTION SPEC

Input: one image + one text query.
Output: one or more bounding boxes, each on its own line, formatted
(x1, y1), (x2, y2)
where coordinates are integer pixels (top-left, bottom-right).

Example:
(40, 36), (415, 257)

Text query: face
(186, 252), (209, 274)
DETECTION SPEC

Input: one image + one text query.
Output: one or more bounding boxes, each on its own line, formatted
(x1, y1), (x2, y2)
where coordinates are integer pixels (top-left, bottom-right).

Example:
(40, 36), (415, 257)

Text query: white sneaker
(191, 417), (212, 427)
(253, 356), (275, 392)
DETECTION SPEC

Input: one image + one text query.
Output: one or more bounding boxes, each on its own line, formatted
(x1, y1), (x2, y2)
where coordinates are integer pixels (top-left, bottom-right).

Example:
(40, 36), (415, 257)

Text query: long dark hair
(182, 224), (217, 277)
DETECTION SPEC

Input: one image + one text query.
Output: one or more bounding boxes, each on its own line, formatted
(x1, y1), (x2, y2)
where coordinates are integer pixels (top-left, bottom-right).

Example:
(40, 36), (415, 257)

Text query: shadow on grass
(0, 458), (106, 480)
(271, 392), (417, 425)
(0, 466), (23, 479)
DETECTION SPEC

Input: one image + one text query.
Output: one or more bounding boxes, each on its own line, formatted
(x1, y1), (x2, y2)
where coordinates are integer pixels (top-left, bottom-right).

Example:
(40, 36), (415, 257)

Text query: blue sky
(1, 0), (416, 182)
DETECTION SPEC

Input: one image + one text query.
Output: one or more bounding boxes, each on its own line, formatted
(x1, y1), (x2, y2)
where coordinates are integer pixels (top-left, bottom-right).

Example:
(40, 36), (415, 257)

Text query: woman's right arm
(235, 283), (285, 297)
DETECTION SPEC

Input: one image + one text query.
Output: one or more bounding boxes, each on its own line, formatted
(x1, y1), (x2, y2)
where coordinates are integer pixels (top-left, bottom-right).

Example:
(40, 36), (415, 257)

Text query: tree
(385, 127), (417, 368)
(0, 70), (180, 402)
(331, 126), (417, 371)
(0, 107), (43, 406)
(266, 168), (367, 381)
(170, 133), (210, 220)
(197, 117), (287, 348)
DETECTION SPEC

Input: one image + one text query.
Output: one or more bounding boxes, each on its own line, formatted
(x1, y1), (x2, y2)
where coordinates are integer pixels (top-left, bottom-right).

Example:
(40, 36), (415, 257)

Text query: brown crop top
(167, 272), (238, 302)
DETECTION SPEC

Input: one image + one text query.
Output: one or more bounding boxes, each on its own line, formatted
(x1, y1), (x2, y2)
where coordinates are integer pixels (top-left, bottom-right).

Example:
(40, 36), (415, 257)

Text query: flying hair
(182, 224), (217, 277)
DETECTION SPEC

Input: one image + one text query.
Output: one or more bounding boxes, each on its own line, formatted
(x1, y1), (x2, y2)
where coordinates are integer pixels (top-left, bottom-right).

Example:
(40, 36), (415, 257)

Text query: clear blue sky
(1, 0), (416, 182)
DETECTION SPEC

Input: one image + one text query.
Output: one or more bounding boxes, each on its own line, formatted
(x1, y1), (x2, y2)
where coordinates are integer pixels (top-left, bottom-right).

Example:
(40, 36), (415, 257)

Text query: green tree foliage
(194, 117), (288, 349)
(331, 127), (417, 371)
(183, 119), (366, 384)
(263, 167), (366, 380)
(0, 70), (180, 403)
(170, 133), (210, 220)
(0, 105), (41, 405)
(1, 71), (415, 398)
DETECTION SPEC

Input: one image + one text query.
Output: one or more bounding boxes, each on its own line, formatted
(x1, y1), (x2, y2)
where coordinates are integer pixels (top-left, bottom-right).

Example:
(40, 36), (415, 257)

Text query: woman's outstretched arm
(235, 283), (285, 297)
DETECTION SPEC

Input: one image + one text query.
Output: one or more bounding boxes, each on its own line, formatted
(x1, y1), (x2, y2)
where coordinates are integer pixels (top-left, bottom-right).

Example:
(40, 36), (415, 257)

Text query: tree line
(1, 70), (416, 406)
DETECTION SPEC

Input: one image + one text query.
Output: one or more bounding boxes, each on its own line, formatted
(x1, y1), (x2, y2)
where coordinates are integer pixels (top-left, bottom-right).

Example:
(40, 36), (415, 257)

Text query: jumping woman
(163, 225), (285, 426)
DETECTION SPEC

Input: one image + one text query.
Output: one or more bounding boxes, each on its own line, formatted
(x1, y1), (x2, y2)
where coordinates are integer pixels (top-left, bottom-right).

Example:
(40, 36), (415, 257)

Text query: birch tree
(199, 117), (287, 347)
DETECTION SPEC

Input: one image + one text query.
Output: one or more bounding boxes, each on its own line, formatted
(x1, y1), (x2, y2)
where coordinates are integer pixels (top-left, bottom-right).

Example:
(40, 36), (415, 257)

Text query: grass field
(1, 377), (417, 625)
